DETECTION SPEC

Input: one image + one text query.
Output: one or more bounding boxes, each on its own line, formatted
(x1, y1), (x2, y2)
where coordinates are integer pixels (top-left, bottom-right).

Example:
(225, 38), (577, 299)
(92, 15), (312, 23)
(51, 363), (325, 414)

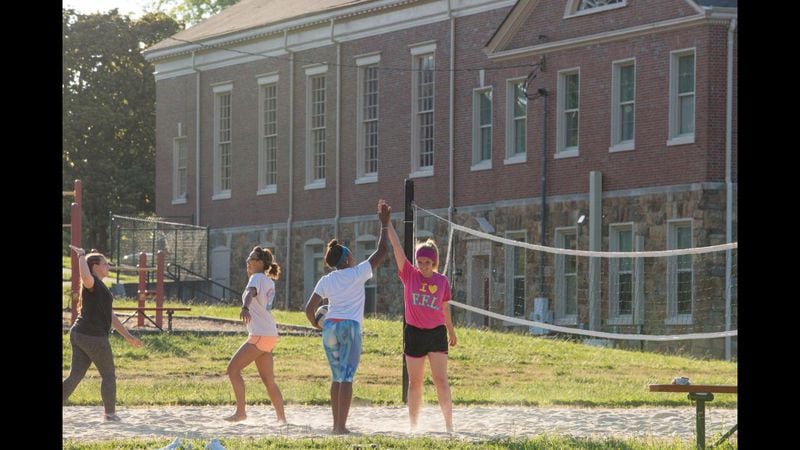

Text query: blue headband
(337, 246), (350, 266)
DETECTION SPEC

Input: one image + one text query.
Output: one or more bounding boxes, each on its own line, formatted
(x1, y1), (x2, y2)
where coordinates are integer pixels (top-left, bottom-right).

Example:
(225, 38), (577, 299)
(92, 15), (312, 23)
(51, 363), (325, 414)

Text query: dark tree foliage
(63, 9), (180, 253)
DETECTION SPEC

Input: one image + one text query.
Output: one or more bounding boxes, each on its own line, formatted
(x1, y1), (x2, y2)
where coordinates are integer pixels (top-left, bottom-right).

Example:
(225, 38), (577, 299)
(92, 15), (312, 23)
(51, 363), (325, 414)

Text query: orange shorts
(247, 335), (278, 352)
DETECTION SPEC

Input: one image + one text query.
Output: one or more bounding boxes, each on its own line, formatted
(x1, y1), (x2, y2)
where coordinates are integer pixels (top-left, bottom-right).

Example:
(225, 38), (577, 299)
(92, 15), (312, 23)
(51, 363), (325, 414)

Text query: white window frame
(410, 42), (436, 178)
(356, 53), (381, 184)
(505, 78), (527, 165)
(610, 58), (635, 152)
(556, 68), (580, 158)
(666, 219), (693, 325)
(504, 231), (527, 320)
(305, 64), (328, 190)
(564, 0), (627, 18)
(356, 235), (378, 315)
(304, 238), (325, 302)
(554, 227), (578, 325)
(608, 223), (640, 325)
(172, 122), (188, 205)
(471, 87), (493, 171)
(212, 83), (233, 200)
(257, 73), (279, 195)
(667, 48), (696, 146)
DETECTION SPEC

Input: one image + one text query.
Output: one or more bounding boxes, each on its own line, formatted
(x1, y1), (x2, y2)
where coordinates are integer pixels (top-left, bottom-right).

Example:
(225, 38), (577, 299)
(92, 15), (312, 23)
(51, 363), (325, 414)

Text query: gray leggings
(63, 328), (116, 414)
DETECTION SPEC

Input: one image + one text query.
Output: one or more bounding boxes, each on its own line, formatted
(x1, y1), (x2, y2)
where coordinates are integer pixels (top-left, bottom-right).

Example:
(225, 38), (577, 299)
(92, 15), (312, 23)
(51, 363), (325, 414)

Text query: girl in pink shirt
(386, 215), (456, 433)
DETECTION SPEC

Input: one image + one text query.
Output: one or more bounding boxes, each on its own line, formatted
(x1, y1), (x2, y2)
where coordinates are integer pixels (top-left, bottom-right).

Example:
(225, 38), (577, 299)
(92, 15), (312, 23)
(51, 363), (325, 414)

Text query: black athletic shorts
(404, 324), (448, 357)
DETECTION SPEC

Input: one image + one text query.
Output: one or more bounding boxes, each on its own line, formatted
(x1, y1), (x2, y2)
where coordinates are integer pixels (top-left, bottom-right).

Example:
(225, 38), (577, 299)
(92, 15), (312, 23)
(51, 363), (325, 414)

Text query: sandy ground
(63, 405), (737, 443)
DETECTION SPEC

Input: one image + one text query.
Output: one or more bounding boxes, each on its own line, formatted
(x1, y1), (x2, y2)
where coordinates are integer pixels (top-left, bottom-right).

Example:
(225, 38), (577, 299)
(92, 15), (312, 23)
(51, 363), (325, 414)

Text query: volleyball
(314, 304), (329, 327)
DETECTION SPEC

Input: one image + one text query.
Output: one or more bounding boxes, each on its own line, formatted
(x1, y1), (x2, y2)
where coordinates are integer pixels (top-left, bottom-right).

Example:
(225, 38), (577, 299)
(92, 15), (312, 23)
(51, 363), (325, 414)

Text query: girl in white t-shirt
(224, 246), (286, 424)
(304, 200), (391, 434)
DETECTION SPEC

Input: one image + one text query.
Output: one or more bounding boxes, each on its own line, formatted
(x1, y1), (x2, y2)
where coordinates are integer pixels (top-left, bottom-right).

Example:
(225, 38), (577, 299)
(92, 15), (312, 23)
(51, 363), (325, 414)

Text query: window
(565, 0), (626, 17)
(667, 220), (693, 324)
(668, 49), (695, 145)
(172, 123), (187, 204)
(555, 228), (578, 324)
(304, 239), (325, 302)
(557, 69), (580, 157)
(505, 79), (527, 164)
(505, 232), (527, 318)
(472, 88), (492, 169)
(356, 54), (380, 183)
(305, 65), (327, 189)
(257, 74), (279, 194)
(357, 237), (377, 315)
(610, 59), (635, 152)
(410, 43), (436, 176)
(609, 225), (633, 322)
(212, 83), (233, 199)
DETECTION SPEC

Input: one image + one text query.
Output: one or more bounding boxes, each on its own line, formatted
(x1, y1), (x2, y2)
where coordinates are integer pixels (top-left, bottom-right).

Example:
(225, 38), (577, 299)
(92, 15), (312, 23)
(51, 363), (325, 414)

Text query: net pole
(402, 179), (414, 404)
(70, 179), (82, 324)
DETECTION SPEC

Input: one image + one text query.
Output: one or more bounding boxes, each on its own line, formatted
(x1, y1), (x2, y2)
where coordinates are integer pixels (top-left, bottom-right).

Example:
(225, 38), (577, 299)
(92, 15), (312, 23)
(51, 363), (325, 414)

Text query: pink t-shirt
(399, 259), (451, 329)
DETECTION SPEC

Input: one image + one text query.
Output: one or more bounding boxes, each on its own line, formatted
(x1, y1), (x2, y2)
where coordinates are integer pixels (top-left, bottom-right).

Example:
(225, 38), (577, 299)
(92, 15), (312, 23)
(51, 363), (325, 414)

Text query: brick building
(144, 0), (737, 358)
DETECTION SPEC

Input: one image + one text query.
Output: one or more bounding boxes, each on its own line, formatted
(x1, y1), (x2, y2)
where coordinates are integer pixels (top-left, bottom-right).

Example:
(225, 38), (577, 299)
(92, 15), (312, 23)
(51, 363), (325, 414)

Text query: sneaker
(204, 438), (226, 450)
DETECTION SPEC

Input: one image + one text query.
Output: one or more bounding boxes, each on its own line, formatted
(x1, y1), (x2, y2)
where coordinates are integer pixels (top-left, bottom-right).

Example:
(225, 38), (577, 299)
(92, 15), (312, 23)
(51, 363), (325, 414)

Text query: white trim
(304, 180), (326, 190)
(554, 226), (578, 325)
(211, 82), (233, 93)
(487, 15), (707, 62)
(304, 64), (328, 76)
(665, 219), (694, 325)
(556, 68), (580, 156)
(356, 62), (380, 180)
(668, 48), (696, 144)
(355, 53), (381, 66)
(608, 222), (634, 324)
(610, 58), (635, 151)
(505, 77), (527, 161)
(172, 135), (188, 203)
(257, 186), (277, 195)
(212, 192), (231, 200)
(306, 73), (327, 185)
(410, 51), (435, 174)
(256, 73), (279, 85)
(171, 198), (187, 205)
(355, 175), (378, 185)
(564, 0), (627, 19)
(213, 88), (233, 196)
(409, 169), (434, 179)
(409, 41), (437, 55)
(472, 87), (493, 167)
(503, 230), (528, 322)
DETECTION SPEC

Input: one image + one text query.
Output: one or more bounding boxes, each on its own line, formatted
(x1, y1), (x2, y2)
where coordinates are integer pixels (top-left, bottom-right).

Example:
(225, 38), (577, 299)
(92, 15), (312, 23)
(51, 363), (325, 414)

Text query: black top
(72, 274), (113, 337)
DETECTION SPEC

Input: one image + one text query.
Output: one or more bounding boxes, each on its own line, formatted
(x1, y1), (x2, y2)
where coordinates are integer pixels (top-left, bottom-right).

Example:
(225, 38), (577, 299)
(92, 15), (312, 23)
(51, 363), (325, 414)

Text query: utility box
(529, 297), (553, 335)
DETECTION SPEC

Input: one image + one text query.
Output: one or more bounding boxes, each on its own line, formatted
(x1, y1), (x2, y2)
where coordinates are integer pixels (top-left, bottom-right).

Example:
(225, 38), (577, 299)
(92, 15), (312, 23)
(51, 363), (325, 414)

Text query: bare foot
(223, 413), (246, 422)
(332, 427), (350, 435)
(276, 418), (288, 425)
(103, 413), (121, 422)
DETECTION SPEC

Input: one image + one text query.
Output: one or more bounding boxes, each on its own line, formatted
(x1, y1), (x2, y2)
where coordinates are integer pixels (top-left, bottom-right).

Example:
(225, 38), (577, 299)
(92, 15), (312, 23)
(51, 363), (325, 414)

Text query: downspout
(447, 0), (454, 224)
(333, 19), (341, 238)
(284, 31), (294, 310)
(724, 17), (737, 361)
(193, 51), (201, 225)
(537, 88), (548, 298)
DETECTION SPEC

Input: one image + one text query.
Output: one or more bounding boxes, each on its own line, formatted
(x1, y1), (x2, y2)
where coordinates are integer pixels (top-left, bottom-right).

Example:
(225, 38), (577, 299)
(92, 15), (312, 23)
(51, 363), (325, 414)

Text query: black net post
(402, 179), (414, 403)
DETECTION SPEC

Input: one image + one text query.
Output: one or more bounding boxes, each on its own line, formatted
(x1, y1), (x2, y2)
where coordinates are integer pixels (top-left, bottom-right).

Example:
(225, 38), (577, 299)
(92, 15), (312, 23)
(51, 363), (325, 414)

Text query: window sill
(409, 169), (433, 179)
(304, 181), (326, 190)
(504, 154), (527, 165)
(211, 191), (231, 200)
(554, 148), (579, 159)
(171, 198), (187, 205)
(607, 316), (633, 326)
(257, 186), (277, 195)
(470, 160), (492, 172)
(355, 175), (378, 185)
(609, 142), (635, 153)
(666, 135), (695, 147)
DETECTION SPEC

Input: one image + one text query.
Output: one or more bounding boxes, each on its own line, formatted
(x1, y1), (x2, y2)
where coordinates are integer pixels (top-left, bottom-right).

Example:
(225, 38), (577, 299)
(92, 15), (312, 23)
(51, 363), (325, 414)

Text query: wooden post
(156, 251), (165, 328)
(137, 252), (147, 327)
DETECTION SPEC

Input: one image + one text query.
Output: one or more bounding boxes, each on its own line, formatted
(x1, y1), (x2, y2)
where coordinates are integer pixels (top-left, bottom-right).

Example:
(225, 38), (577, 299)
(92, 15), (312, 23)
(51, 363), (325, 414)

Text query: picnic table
(649, 384), (737, 449)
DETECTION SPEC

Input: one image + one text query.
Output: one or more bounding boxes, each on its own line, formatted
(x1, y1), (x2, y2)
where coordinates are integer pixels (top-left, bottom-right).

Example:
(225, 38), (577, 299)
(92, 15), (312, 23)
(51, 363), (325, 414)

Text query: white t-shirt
(242, 272), (278, 336)
(313, 260), (373, 324)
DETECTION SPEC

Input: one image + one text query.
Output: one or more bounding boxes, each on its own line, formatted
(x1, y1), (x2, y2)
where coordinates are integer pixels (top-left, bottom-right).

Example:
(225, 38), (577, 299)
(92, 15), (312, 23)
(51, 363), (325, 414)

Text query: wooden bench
(113, 307), (192, 333)
(650, 384), (737, 449)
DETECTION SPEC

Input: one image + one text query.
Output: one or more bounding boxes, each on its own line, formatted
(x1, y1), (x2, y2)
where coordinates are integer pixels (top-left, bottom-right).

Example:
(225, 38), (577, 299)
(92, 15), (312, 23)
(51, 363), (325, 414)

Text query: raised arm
(69, 244), (95, 289)
(367, 200), (391, 271)
(385, 214), (408, 272)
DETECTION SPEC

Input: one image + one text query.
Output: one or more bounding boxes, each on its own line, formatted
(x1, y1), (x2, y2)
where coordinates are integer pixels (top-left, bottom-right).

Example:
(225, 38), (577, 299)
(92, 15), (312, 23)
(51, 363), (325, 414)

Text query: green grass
(62, 309), (737, 408)
(62, 434), (738, 449)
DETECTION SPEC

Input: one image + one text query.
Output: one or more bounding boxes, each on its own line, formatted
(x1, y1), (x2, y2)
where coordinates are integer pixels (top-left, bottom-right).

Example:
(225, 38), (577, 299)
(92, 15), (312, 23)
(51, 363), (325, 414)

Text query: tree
(149, 0), (241, 26)
(63, 9), (180, 253)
